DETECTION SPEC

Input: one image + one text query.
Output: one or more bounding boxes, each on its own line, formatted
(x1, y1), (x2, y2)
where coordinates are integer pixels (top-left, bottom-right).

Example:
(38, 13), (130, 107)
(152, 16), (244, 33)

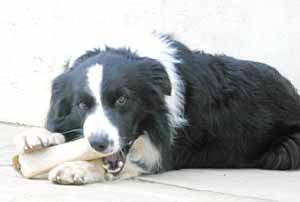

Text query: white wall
(1, 0), (300, 126)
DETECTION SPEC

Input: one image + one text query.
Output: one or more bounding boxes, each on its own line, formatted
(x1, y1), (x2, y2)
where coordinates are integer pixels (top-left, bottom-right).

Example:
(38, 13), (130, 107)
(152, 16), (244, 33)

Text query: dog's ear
(51, 73), (72, 117)
(46, 73), (72, 131)
(142, 59), (172, 96)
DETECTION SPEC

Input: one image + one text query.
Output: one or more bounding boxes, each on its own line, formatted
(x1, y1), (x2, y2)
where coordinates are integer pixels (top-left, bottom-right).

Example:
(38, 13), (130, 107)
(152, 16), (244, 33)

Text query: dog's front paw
(14, 128), (65, 153)
(48, 161), (105, 185)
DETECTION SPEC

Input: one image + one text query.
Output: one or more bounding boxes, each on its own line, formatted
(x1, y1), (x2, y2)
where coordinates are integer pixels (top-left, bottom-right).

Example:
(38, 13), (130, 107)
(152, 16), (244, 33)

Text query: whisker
(61, 128), (84, 135)
(70, 135), (84, 141)
(120, 148), (126, 157)
(60, 129), (84, 142)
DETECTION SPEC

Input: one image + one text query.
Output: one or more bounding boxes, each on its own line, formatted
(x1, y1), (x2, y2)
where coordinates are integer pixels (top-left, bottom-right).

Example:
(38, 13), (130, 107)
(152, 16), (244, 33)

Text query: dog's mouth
(102, 152), (125, 175)
(102, 140), (134, 175)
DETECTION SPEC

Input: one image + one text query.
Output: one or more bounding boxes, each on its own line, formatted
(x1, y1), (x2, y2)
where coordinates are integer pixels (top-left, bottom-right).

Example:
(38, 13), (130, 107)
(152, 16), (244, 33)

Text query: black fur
(46, 35), (300, 173)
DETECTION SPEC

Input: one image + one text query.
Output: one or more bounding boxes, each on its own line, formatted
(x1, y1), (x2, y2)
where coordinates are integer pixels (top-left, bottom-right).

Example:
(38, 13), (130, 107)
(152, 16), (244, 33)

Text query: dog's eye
(115, 96), (127, 107)
(78, 102), (89, 110)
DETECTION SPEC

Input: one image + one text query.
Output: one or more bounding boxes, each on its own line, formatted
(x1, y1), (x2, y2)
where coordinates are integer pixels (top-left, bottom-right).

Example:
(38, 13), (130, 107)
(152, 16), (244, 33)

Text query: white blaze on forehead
(83, 64), (120, 152)
(86, 64), (102, 103)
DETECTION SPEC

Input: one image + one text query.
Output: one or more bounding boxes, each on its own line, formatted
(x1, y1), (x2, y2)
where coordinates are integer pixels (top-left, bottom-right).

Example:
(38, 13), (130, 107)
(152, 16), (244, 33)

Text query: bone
(12, 137), (107, 178)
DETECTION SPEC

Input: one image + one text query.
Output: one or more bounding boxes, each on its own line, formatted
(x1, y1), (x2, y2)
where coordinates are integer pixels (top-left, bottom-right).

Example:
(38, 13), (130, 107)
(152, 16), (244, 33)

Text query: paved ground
(1, 123), (299, 202)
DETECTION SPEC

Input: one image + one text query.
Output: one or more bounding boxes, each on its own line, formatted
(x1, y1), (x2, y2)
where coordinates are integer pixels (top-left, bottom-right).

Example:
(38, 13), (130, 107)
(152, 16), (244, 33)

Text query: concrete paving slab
(0, 122), (30, 145)
(0, 145), (15, 166)
(138, 169), (300, 202)
(0, 123), (30, 165)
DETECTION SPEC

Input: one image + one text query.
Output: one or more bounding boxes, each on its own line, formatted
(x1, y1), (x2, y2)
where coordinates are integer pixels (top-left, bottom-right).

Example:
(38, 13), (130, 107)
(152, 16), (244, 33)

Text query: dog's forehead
(68, 50), (142, 96)
(83, 61), (133, 94)
(102, 57), (143, 85)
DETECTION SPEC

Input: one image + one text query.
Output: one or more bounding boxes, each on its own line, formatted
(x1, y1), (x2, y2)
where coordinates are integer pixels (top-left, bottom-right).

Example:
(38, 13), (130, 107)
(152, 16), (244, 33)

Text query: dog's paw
(48, 161), (105, 185)
(14, 128), (65, 153)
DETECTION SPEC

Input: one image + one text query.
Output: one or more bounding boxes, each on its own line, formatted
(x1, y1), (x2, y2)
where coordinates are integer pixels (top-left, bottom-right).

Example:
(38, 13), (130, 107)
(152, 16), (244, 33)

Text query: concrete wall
(1, 0), (300, 126)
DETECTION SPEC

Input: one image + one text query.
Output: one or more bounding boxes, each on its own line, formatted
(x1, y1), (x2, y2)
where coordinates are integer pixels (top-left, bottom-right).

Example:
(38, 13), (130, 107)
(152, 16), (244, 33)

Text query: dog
(16, 33), (300, 184)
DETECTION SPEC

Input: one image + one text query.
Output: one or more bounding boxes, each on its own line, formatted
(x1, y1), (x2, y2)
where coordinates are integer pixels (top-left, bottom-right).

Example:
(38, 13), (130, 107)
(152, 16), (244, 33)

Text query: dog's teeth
(108, 167), (121, 173)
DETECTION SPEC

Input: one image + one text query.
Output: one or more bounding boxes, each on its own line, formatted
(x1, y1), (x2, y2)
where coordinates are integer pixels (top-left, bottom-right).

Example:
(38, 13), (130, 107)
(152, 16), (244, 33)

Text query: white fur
(119, 160), (144, 180)
(126, 133), (161, 172)
(68, 32), (187, 132)
(139, 134), (161, 171)
(83, 64), (120, 153)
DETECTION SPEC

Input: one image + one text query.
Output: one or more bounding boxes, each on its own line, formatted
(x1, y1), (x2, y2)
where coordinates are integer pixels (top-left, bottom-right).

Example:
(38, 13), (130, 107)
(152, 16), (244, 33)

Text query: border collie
(17, 33), (300, 184)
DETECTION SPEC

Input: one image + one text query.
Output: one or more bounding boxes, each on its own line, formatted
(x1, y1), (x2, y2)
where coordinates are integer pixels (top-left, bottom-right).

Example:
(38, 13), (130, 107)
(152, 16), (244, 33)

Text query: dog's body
(17, 33), (300, 184)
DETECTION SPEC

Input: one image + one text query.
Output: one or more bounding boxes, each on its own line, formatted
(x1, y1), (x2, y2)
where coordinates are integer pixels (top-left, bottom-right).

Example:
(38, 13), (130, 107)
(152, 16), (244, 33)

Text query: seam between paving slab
(0, 145), (13, 149)
(135, 178), (281, 202)
(0, 164), (11, 167)
(0, 121), (37, 128)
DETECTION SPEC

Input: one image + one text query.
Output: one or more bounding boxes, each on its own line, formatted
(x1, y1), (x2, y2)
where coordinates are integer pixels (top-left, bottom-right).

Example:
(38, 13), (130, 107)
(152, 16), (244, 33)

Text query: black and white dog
(17, 33), (300, 184)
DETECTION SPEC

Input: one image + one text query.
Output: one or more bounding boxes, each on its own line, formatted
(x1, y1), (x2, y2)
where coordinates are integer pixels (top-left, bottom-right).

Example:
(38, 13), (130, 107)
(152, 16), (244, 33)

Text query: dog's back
(171, 48), (300, 170)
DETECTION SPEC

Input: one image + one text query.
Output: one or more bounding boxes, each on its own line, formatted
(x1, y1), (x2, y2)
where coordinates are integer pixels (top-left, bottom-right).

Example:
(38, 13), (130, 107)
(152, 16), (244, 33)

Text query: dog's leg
(14, 128), (65, 153)
(259, 130), (300, 170)
(118, 160), (144, 180)
(48, 159), (106, 185)
(109, 135), (155, 180)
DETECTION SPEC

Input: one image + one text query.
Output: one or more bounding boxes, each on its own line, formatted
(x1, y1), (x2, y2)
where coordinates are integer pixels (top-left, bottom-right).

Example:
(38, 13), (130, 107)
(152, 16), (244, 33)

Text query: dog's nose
(88, 132), (110, 152)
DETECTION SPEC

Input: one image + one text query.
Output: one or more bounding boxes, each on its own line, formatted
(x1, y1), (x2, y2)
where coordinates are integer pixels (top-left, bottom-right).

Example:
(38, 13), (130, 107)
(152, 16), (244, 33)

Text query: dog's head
(46, 48), (171, 155)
